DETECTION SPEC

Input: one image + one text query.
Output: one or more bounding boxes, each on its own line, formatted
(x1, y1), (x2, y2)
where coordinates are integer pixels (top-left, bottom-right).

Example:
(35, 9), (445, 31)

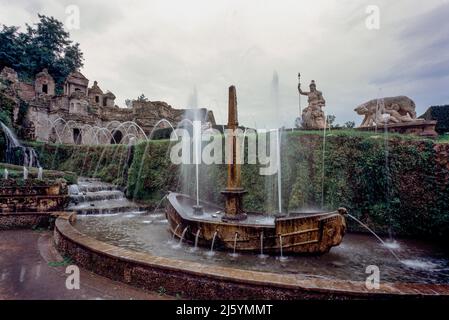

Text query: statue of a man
(298, 79), (326, 129)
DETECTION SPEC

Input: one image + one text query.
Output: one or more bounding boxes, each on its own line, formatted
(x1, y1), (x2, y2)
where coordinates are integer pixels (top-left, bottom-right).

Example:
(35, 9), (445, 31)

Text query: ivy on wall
(31, 131), (449, 241)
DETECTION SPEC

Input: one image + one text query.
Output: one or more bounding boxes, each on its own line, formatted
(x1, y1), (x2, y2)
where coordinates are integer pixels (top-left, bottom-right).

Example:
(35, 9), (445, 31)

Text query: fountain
(276, 129), (282, 214)
(193, 230), (200, 250)
(0, 121), (40, 167)
(166, 86), (348, 255)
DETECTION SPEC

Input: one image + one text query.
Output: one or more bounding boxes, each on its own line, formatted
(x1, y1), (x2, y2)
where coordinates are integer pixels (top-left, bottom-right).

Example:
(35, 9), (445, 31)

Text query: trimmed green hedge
(31, 141), (129, 186)
(32, 131), (449, 241)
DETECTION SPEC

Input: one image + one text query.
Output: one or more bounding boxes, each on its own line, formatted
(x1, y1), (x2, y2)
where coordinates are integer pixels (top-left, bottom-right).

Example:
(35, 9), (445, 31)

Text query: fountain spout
(221, 86), (247, 222)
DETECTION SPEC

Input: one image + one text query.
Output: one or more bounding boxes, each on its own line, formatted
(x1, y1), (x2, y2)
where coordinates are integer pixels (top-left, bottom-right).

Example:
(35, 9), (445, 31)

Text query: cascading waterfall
(0, 121), (40, 167)
(3, 168), (8, 179)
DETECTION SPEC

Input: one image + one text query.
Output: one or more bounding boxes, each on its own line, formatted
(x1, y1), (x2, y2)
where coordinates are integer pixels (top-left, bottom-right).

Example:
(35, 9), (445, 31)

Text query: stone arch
(111, 130), (123, 144)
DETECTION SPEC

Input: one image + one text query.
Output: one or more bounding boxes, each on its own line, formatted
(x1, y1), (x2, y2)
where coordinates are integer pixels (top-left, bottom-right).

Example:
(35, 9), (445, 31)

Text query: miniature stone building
(64, 71), (89, 96)
(34, 68), (55, 96)
(0, 67), (215, 145)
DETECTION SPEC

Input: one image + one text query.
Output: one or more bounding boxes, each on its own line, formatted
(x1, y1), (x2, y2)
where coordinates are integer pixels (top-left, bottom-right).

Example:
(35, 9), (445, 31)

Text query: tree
(0, 14), (84, 91)
(326, 114), (336, 127)
(0, 26), (22, 70)
(344, 121), (355, 129)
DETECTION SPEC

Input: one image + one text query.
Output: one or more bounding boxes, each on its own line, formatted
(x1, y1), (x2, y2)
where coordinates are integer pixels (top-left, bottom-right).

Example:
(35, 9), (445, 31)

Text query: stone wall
(1, 67), (216, 145)
(0, 179), (69, 213)
(0, 178), (70, 230)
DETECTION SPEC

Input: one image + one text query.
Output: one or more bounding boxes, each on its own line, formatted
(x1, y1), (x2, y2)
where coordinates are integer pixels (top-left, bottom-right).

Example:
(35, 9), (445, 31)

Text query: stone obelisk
(222, 86), (247, 222)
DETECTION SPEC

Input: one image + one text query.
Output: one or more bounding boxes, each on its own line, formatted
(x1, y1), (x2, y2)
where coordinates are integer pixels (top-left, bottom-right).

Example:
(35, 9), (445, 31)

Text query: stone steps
(68, 178), (147, 215)
(70, 190), (124, 203)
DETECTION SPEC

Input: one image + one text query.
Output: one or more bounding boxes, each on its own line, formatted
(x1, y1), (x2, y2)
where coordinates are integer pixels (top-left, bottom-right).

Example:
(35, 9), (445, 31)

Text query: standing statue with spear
(295, 73), (303, 128)
(297, 73), (327, 130)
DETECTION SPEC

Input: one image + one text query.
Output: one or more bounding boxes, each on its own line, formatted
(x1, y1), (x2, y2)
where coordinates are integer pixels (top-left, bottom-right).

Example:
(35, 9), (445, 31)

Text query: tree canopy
(0, 14), (84, 93)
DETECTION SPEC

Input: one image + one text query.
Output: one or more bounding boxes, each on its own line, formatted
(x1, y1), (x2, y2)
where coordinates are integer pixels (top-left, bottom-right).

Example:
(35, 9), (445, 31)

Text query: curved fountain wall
(53, 214), (449, 299)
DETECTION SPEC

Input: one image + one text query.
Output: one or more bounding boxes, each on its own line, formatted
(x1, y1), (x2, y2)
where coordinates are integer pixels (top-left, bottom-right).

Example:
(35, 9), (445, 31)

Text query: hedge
(31, 130), (449, 241)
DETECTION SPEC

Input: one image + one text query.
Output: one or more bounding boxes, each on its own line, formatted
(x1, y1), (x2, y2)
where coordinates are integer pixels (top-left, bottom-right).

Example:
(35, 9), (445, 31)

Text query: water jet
(166, 86), (347, 255)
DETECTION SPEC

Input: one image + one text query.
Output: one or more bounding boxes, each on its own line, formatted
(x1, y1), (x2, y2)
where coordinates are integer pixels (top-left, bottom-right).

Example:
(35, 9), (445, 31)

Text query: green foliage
(0, 93), (16, 162)
(0, 14), (84, 91)
(32, 142), (127, 185)
(327, 114), (336, 127)
(47, 256), (73, 267)
(34, 131), (449, 241)
(126, 140), (178, 201)
(420, 105), (449, 134)
(0, 92), (15, 126)
(0, 162), (77, 184)
(344, 121), (355, 129)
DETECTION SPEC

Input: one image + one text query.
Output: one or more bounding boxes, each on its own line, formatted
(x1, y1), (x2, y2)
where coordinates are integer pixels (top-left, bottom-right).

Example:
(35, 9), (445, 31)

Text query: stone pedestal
(221, 188), (247, 221)
(356, 120), (438, 138)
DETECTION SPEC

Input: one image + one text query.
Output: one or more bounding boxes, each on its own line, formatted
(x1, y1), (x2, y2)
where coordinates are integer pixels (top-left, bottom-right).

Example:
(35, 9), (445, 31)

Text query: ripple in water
(401, 259), (439, 270)
(383, 240), (400, 250)
(73, 212), (449, 284)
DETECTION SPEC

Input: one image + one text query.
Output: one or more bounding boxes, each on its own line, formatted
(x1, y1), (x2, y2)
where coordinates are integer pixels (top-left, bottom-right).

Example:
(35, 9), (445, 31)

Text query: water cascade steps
(68, 178), (148, 215)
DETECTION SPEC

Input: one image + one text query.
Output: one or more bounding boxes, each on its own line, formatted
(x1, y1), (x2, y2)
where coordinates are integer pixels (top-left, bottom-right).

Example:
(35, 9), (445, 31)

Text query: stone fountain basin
(55, 214), (449, 299)
(166, 192), (346, 254)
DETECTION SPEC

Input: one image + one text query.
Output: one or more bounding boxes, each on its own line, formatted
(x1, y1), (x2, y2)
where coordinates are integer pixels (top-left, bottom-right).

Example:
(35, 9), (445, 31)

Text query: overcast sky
(1, 0), (448, 127)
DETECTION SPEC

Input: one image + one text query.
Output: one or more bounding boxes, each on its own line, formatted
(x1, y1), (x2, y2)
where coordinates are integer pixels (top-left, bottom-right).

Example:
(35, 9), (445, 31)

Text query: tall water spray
(276, 129), (282, 214)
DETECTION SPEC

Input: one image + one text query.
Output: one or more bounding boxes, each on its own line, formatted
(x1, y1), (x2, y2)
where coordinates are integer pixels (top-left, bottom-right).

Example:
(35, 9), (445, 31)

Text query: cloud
(0, 0), (448, 126)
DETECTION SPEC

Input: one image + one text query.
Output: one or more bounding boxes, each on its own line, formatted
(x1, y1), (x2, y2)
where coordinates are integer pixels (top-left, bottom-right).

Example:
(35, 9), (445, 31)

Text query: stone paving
(0, 229), (170, 300)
